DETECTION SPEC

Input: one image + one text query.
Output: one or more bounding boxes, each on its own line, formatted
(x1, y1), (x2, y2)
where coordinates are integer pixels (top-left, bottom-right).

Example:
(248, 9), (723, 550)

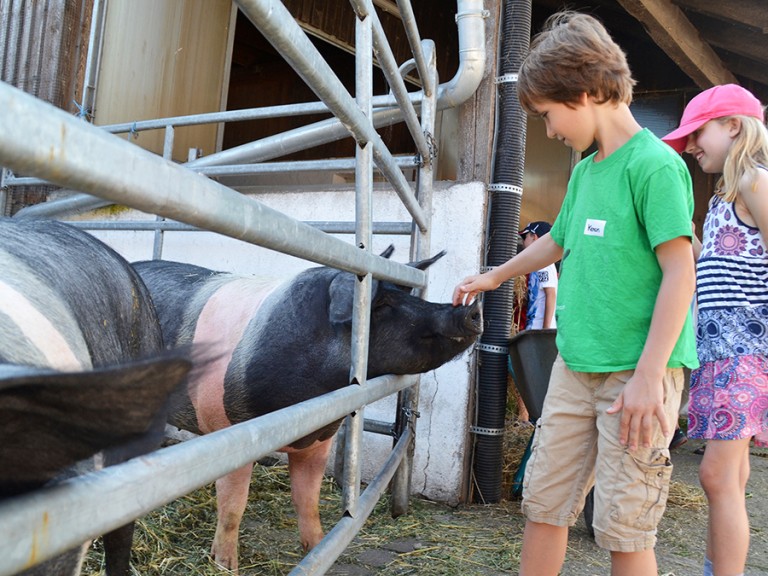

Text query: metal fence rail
(0, 83), (425, 287)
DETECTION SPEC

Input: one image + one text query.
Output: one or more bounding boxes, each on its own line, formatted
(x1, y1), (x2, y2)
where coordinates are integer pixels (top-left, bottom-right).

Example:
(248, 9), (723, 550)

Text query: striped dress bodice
(696, 191), (768, 362)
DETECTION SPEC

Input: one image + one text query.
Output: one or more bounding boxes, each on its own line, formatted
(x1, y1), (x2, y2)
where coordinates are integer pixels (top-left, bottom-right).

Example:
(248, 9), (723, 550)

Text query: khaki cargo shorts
(521, 355), (684, 552)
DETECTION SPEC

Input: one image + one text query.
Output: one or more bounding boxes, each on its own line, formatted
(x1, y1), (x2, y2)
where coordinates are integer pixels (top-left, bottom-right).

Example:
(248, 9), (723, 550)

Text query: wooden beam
(691, 16), (768, 64)
(672, 0), (768, 34)
(721, 53), (768, 87)
(616, 0), (737, 89)
(373, 0), (401, 20)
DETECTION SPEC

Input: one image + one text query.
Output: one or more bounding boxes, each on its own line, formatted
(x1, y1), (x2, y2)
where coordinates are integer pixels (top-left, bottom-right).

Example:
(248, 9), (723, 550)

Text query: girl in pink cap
(663, 84), (768, 576)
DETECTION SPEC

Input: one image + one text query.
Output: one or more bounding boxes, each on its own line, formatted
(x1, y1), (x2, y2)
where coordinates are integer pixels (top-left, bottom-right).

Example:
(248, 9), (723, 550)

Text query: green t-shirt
(549, 128), (699, 372)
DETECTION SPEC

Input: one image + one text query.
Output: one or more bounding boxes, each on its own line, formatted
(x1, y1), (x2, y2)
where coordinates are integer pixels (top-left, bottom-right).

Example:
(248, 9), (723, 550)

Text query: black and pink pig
(133, 247), (482, 573)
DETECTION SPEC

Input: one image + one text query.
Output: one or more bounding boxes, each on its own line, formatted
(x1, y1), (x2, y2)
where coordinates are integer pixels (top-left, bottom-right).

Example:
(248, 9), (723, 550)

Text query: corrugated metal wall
(0, 0), (89, 109)
(0, 0), (90, 214)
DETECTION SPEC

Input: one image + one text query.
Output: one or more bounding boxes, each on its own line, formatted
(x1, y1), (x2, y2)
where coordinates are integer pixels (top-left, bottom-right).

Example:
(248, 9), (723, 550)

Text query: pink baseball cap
(662, 84), (765, 153)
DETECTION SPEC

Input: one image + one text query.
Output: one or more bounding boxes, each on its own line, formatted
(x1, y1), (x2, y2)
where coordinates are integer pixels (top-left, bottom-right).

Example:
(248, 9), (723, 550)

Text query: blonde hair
(717, 115), (768, 202)
(518, 11), (636, 114)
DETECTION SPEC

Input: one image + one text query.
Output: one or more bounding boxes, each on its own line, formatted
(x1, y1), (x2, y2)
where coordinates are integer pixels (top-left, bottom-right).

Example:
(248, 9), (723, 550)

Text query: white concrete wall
(70, 181), (486, 503)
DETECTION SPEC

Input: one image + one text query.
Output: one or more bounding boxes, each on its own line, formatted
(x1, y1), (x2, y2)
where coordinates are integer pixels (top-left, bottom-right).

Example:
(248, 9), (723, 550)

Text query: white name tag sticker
(584, 219), (606, 237)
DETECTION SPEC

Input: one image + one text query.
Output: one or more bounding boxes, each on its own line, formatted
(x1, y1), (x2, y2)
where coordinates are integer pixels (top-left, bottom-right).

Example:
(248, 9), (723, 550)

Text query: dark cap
(519, 221), (552, 237)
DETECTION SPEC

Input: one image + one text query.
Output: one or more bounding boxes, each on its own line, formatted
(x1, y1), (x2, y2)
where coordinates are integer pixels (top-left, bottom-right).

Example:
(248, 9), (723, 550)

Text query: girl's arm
(739, 168), (768, 241)
(691, 221), (702, 260)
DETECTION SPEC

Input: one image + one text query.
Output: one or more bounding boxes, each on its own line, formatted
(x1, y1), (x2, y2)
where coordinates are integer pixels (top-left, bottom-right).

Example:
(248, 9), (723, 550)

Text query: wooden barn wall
(93, 0), (235, 162)
(283, 0), (458, 85)
(223, 1), (459, 164)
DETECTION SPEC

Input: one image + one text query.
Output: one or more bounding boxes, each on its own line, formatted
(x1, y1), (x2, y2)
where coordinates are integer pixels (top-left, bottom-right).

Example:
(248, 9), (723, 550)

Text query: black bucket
(507, 329), (558, 422)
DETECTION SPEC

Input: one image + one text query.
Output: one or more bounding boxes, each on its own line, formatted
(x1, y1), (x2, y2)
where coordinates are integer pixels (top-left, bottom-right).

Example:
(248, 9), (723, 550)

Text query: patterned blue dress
(689, 191), (768, 445)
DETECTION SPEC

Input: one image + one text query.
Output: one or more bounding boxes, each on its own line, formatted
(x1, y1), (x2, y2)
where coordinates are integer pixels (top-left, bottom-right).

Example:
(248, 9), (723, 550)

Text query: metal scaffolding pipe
(64, 220), (412, 235)
(100, 95), (414, 134)
(0, 82), (424, 288)
(350, 0), (430, 162)
(234, 0), (427, 232)
(397, 0), (435, 97)
(342, 10), (375, 515)
(102, 101), (334, 133)
(0, 374), (418, 576)
(7, 157), (418, 186)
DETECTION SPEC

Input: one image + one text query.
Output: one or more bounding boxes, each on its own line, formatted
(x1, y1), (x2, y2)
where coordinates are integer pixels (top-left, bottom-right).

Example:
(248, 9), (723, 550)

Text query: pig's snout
(463, 300), (483, 335)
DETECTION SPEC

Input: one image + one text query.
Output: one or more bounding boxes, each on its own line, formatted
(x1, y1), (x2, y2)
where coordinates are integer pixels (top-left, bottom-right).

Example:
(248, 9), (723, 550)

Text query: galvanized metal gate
(0, 1), (486, 574)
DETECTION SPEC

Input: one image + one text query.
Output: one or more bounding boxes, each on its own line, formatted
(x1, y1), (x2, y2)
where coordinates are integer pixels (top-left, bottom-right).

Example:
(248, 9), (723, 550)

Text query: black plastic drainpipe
(472, 0), (532, 503)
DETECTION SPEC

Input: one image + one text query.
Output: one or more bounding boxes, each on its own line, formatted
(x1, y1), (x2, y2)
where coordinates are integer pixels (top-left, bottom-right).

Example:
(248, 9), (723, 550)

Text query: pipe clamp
(495, 73), (518, 84)
(476, 343), (509, 355)
(487, 183), (522, 195)
(470, 426), (505, 436)
(456, 9), (490, 22)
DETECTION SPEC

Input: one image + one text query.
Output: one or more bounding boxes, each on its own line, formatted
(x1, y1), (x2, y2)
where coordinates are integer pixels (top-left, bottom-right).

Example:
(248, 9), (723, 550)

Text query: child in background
(454, 11), (698, 576)
(519, 221), (558, 330)
(662, 83), (768, 576)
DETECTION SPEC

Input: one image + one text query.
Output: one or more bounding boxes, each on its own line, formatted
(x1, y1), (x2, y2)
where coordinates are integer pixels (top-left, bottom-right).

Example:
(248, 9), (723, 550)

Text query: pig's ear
(388, 250), (447, 292)
(408, 250), (446, 270)
(379, 244), (395, 259)
(328, 274), (355, 324)
(328, 273), (381, 324)
(0, 354), (191, 496)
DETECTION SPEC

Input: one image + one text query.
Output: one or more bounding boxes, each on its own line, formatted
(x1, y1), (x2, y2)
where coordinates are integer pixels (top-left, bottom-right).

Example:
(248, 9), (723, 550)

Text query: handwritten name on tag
(584, 219), (606, 237)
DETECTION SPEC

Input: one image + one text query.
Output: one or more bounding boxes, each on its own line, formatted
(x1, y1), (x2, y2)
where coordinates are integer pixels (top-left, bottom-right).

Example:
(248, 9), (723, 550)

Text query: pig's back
(133, 260), (221, 345)
(0, 219), (162, 368)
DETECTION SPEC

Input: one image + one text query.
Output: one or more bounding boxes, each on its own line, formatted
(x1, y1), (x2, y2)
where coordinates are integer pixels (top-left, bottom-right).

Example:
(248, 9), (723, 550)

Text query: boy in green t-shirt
(453, 11), (698, 576)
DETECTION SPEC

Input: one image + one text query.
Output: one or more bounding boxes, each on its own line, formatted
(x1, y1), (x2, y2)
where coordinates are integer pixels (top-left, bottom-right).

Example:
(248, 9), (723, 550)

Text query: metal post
(341, 10), (374, 515)
(152, 125), (175, 260)
(0, 168), (8, 217)
(391, 40), (439, 517)
(79, 0), (107, 122)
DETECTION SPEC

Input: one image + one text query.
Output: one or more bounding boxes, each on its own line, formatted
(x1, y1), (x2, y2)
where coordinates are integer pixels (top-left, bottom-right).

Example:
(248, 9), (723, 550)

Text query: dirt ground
(555, 439), (768, 576)
(323, 439), (768, 576)
(83, 438), (768, 575)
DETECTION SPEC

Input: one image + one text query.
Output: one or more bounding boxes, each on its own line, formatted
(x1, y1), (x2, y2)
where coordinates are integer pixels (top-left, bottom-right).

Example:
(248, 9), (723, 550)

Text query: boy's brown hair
(518, 11), (636, 114)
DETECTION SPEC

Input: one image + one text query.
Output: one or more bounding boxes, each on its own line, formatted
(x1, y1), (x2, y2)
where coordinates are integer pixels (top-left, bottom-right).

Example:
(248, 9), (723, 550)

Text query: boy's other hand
(606, 371), (669, 451)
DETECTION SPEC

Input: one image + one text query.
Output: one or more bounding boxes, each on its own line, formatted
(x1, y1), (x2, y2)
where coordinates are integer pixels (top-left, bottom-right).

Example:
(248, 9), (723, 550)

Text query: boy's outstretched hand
(452, 272), (500, 307)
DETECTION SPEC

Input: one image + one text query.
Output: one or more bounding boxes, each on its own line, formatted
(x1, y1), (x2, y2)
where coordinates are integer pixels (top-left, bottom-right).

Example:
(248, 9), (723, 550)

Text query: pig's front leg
(287, 438), (333, 551)
(211, 462), (253, 574)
